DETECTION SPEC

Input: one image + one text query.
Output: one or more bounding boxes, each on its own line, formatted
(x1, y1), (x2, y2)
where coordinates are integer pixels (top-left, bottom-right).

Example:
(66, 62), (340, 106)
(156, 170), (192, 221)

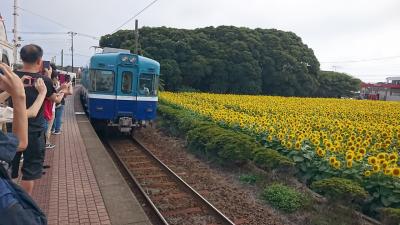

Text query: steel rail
(105, 140), (169, 225)
(131, 137), (236, 225)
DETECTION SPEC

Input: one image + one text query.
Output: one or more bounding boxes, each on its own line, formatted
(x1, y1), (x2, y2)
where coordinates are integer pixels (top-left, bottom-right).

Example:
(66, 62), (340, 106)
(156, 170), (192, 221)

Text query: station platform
(27, 88), (151, 225)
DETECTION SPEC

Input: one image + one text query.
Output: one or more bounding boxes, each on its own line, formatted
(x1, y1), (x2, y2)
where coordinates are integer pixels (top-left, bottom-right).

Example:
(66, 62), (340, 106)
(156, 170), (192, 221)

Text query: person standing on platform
(9, 44), (62, 195)
(52, 73), (73, 135)
(0, 63), (48, 225)
(43, 65), (64, 149)
(0, 62), (28, 161)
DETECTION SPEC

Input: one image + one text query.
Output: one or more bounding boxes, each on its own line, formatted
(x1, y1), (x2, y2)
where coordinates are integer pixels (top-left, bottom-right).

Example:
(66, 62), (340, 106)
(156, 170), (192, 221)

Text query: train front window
(89, 70), (114, 93)
(121, 71), (133, 94)
(138, 74), (156, 96)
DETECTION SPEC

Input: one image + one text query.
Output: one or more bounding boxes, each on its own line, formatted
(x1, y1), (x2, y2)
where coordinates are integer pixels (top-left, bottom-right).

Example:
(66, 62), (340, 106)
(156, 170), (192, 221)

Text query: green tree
(99, 26), (359, 97)
(316, 71), (361, 98)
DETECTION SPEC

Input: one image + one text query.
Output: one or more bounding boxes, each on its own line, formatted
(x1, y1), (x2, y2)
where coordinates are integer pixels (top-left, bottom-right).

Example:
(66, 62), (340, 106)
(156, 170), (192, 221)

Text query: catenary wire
(111, 0), (160, 33)
(17, 7), (100, 40)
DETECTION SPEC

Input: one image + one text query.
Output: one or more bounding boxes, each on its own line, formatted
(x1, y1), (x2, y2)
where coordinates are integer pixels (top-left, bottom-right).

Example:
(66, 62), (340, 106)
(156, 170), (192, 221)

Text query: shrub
(262, 184), (308, 213)
(158, 104), (212, 136)
(158, 103), (293, 167)
(379, 208), (400, 225)
(253, 148), (295, 172)
(239, 174), (259, 185)
(188, 125), (254, 164)
(311, 177), (368, 205)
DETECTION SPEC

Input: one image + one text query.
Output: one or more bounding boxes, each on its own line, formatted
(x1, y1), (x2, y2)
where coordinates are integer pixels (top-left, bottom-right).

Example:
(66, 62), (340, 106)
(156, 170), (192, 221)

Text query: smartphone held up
(42, 61), (50, 70)
(23, 77), (36, 87)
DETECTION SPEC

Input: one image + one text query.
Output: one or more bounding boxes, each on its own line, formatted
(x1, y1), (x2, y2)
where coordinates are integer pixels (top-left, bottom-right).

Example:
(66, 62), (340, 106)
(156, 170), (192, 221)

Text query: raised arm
(49, 92), (65, 104)
(0, 91), (10, 104)
(26, 78), (47, 118)
(59, 82), (73, 95)
(66, 82), (73, 95)
(0, 63), (28, 151)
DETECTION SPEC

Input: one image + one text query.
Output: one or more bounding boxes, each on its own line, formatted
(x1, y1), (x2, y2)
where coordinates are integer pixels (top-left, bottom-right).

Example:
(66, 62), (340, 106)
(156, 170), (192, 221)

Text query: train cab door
(116, 67), (137, 121)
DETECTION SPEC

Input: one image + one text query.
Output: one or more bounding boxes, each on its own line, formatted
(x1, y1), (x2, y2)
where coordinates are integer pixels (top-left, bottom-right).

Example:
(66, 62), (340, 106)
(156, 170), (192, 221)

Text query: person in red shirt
(43, 66), (64, 149)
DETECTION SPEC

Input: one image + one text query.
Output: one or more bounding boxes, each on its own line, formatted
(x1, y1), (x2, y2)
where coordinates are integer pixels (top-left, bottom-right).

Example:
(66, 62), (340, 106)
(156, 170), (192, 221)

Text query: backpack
(0, 166), (47, 225)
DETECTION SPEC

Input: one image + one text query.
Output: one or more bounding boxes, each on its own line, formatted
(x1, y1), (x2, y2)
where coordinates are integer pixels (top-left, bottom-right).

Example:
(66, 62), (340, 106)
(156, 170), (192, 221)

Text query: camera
(23, 77), (36, 87)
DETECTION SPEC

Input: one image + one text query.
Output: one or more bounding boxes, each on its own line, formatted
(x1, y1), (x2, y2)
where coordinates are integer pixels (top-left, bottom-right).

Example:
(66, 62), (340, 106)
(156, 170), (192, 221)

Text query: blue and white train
(81, 48), (160, 133)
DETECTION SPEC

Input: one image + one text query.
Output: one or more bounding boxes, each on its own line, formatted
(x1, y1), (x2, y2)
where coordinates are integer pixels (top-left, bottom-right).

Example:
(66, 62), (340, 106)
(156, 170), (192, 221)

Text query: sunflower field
(160, 92), (400, 210)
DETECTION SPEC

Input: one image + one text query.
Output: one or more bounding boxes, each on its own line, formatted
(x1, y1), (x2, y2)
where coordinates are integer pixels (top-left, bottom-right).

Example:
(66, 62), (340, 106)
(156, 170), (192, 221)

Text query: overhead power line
(15, 31), (68, 35)
(321, 55), (400, 64)
(17, 7), (100, 40)
(111, 0), (160, 33)
(21, 37), (68, 41)
(18, 6), (71, 30)
(76, 33), (100, 40)
(45, 52), (91, 58)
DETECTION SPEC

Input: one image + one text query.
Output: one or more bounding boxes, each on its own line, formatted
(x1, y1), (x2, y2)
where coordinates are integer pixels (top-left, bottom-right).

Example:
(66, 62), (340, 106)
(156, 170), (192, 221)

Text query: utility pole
(12, 0), (19, 66)
(51, 56), (56, 64)
(68, 32), (77, 72)
(61, 49), (64, 68)
(134, 19), (139, 54)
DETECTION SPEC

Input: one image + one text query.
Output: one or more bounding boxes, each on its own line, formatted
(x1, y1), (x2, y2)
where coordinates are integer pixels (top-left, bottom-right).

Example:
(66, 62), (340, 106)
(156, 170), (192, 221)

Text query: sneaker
(46, 143), (56, 149)
(52, 131), (61, 135)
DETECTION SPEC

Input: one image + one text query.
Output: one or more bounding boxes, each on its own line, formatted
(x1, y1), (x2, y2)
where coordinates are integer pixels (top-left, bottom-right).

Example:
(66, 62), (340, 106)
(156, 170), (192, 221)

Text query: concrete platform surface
(28, 88), (151, 225)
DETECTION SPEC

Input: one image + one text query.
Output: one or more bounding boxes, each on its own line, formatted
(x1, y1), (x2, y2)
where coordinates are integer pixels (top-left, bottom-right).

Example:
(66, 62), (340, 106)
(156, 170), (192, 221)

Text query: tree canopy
(316, 71), (361, 98)
(100, 26), (360, 97)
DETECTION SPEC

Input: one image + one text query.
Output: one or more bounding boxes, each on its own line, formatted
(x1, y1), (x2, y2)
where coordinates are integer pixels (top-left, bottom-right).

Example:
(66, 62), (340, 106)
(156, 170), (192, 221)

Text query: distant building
(0, 13), (14, 66)
(360, 77), (400, 101)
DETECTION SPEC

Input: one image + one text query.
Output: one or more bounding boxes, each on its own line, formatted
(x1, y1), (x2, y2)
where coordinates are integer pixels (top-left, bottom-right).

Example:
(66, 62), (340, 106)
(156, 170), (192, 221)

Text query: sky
(1, 0), (400, 83)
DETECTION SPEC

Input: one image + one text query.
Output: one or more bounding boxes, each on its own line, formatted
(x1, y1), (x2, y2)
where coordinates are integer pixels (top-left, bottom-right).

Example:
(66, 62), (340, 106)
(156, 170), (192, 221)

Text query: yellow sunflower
(346, 160), (353, 168)
(333, 161), (341, 169)
(368, 156), (378, 165)
(358, 148), (366, 155)
(373, 165), (380, 172)
(384, 168), (392, 175)
(392, 167), (400, 177)
(364, 170), (372, 177)
(355, 154), (363, 162)
(316, 148), (326, 157)
(346, 154), (354, 160)
(388, 153), (398, 162)
(377, 153), (387, 160)
(295, 141), (301, 150)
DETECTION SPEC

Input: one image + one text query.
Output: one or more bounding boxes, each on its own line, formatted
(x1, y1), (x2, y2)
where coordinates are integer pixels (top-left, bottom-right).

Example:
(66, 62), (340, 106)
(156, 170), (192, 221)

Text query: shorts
(11, 131), (45, 180)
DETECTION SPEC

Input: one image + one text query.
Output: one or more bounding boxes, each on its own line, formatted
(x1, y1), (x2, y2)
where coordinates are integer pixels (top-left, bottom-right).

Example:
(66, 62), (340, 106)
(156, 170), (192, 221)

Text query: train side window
(138, 74), (155, 96)
(89, 70), (114, 93)
(121, 71), (133, 94)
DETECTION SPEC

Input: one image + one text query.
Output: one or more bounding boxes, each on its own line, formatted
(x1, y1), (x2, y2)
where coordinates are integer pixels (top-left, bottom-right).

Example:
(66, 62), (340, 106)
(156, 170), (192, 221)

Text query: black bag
(0, 166), (47, 225)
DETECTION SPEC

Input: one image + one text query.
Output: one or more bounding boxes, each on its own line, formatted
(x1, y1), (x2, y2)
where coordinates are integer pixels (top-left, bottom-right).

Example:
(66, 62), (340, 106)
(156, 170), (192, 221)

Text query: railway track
(106, 136), (236, 225)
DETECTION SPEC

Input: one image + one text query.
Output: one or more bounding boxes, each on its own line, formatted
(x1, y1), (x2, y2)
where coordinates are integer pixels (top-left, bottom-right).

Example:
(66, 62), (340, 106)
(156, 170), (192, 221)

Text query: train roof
(89, 52), (160, 74)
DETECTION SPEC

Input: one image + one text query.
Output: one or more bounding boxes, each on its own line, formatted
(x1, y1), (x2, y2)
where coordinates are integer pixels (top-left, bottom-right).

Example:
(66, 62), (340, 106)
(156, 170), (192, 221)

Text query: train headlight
(121, 56), (129, 62)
